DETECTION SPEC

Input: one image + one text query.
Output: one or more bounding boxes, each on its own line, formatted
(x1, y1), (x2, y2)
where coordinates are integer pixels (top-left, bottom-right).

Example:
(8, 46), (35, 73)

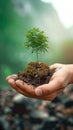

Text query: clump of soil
(17, 62), (55, 87)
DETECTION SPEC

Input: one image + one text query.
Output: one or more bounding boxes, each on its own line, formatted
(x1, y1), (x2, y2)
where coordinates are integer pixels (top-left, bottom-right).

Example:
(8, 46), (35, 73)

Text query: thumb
(35, 78), (62, 96)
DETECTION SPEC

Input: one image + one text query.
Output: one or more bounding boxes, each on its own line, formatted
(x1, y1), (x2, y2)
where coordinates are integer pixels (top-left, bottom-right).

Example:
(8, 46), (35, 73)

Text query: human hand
(6, 63), (72, 101)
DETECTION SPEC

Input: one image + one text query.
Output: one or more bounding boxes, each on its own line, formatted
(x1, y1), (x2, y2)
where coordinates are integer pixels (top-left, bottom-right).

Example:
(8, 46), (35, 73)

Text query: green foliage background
(0, 0), (73, 88)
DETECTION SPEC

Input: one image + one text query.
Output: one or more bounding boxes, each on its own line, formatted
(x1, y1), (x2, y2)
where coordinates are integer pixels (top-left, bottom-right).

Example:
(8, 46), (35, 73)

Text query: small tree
(24, 28), (49, 62)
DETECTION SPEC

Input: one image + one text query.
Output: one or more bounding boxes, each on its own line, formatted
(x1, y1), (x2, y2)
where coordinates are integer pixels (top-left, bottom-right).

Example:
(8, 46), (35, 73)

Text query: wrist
(66, 64), (73, 84)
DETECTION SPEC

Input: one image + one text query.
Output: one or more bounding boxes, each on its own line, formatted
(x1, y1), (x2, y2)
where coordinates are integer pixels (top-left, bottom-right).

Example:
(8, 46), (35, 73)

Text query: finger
(8, 79), (53, 99)
(50, 64), (58, 70)
(42, 88), (64, 101)
(50, 64), (62, 71)
(35, 78), (65, 96)
(8, 79), (64, 101)
(15, 80), (35, 96)
(41, 93), (57, 101)
(6, 74), (17, 81)
(17, 81), (63, 101)
(8, 79), (37, 98)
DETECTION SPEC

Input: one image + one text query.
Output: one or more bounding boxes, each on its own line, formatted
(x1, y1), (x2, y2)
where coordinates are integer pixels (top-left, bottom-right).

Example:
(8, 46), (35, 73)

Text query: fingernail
(16, 80), (23, 85)
(35, 89), (42, 96)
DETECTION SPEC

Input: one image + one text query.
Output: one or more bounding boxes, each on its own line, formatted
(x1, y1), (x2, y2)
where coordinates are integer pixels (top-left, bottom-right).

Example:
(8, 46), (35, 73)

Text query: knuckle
(54, 63), (63, 68)
(54, 63), (59, 67)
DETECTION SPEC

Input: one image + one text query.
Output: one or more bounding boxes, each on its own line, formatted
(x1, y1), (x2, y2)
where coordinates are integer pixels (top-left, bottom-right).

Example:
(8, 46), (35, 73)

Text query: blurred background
(0, 0), (73, 130)
(0, 0), (73, 87)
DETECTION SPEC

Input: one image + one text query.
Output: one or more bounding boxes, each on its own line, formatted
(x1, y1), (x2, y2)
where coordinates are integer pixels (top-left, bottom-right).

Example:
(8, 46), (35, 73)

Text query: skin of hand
(6, 63), (73, 101)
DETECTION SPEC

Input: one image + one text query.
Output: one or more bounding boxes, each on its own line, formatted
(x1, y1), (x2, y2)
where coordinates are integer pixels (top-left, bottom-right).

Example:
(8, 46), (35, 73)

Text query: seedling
(24, 28), (49, 62)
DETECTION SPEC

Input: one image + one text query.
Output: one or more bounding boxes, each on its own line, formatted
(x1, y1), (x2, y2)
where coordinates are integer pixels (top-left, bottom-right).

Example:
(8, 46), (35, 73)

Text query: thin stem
(36, 50), (38, 62)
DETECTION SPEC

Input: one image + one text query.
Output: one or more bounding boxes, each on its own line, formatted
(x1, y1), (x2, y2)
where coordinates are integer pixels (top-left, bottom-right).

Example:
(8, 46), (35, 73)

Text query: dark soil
(17, 62), (55, 87)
